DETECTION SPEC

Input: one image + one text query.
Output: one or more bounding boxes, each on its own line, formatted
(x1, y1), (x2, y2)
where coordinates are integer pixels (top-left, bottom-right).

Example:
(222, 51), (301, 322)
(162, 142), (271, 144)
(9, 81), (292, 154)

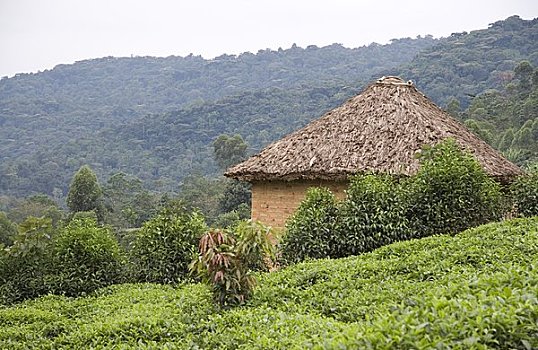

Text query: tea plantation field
(1, 217), (537, 349)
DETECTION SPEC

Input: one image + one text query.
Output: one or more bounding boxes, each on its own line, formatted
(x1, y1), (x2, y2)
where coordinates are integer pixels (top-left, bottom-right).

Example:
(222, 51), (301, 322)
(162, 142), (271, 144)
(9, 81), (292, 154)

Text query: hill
(0, 36), (437, 122)
(0, 83), (361, 197)
(0, 37), (437, 198)
(1, 16), (538, 200)
(391, 15), (538, 107)
(1, 217), (537, 348)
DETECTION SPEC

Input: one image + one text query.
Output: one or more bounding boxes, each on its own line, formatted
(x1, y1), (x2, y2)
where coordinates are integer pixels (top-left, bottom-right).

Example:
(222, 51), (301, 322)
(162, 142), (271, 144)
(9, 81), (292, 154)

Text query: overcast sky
(0, 0), (537, 78)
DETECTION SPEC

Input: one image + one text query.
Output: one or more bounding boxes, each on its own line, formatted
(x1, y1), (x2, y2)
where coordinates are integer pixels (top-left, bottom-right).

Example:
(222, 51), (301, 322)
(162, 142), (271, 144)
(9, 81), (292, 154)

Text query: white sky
(0, 0), (537, 78)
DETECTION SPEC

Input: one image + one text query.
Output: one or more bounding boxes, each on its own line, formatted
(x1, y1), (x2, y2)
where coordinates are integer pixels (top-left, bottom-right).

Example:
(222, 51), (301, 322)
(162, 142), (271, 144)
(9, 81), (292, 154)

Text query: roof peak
(376, 76), (413, 86)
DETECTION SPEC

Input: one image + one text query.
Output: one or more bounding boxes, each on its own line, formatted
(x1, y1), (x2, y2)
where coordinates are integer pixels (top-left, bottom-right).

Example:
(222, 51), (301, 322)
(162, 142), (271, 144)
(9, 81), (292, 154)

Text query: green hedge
(510, 166), (538, 217)
(0, 217), (126, 304)
(0, 283), (215, 349)
(1, 218), (536, 348)
(280, 187), (338, 263)
(0, 217), (55, 305)
(282, 139), (505, 263)
(51, 218), (126, 296)
(336, 174), (410, 257)
(406, 139), (503, 237)
(129, 209), (207, 284)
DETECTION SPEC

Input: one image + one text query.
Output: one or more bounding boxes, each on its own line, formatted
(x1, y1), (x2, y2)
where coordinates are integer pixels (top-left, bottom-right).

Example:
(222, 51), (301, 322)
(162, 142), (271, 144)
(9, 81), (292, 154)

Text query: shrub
(406, 139), (503, 237)
(0, 217), (55, 305)
(51, 218), (125, 296)
(234, 219), (276, 272)
(130, 208), (207, 284)
(0, 218), (536, 348)
(190, 220), (274, 307)
(336, 174), (410, 257)
(280, 188), (339, 264)
(0, 212), (17, 247)
(280, 140), (504, 265)
(510, 166), (538, 217)
(213, 203), (251, 229)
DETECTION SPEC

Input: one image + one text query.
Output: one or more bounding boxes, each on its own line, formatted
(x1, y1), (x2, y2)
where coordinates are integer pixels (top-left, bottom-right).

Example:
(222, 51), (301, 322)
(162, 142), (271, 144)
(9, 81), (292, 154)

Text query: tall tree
(212, 134), (248, 171)
(212, 134), (251, 220)
(514, 60), (533, 94)
(103, 172), (160, 228)
(66, 165), (103, 214)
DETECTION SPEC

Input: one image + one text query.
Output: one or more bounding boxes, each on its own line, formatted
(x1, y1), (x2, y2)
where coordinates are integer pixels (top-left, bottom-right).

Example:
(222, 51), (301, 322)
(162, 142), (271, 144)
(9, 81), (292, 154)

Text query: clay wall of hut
(251, 179), (347, 229)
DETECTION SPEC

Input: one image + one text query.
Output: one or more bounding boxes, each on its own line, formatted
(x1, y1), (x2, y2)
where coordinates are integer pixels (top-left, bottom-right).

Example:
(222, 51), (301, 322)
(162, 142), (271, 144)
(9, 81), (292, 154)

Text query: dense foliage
(394, 15), (538, 108)
(102, 172), (162, 228)
(0, 217), (54, 305)
(0, 217), (125, 304)
(51, 218), (125, 297)
(280, 187), (338, 264)
(282, 140), (504, 263)
(406, 139), (503, 237)
(510, 166), (538, 217)
(461, 60), (538, 166)
(129, 208), (207, 284)
(336, 174), (410, 256)
(0, 212), (17, 246)
(1, 217), (536, 348)
(217, 180), (251, 216)
(213, 134), (248, 171)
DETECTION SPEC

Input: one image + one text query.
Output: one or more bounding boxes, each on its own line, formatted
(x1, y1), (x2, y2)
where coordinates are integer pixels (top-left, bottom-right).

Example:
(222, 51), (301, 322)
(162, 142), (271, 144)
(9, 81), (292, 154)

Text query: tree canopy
(66, 165), (103, 214)
(213, 134), (248, 171)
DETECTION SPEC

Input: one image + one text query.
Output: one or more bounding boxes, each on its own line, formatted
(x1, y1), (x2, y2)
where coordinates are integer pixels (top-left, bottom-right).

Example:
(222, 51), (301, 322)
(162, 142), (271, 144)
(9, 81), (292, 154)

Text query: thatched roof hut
(225, 76), (521, 227)
(226, 76), (521, 183)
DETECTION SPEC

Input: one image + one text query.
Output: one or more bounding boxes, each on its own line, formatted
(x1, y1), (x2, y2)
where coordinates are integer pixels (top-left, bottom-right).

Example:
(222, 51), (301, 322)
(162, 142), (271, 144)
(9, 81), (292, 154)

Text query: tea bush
(51, 217), (126, 297)
(234, 219), (276, 272)
(510, 166), (538, 217)
(281, 140), (503, 264)
(130, 208), (207, 284)
(406, 139), (503, 237)
(0, 217), (55, 305)
(248, 217), (538, 348)
(280, 187), (339, 263)
(1, 218), (536, 348)
(336, 173), (410, 257)
(0, 283), (215, 349)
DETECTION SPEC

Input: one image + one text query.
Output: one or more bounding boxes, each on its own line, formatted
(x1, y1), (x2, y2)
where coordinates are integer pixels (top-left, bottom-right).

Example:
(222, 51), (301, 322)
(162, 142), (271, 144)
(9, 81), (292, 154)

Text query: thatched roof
(226, 76), (521, 182)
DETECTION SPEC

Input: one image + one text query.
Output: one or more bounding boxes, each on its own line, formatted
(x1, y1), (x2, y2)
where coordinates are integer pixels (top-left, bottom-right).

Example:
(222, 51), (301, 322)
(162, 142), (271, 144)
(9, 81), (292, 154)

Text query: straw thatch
(226, 76), (521, 182)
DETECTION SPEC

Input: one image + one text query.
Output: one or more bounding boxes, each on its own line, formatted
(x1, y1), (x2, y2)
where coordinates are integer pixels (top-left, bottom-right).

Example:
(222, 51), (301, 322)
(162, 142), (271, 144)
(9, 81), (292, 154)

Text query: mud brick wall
(251, 180), (347, 229)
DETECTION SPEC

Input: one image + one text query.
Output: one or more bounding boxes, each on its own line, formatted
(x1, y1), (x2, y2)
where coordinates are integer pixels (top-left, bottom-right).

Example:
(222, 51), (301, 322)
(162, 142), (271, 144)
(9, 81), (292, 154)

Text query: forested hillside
(0, 83), (362, 197)
(0, 37), (437, 198)
(462, 60), (538, 166)
(1, 16), (537, 202)
(391, 15), (538, 107)
(0, 36), (437, 120)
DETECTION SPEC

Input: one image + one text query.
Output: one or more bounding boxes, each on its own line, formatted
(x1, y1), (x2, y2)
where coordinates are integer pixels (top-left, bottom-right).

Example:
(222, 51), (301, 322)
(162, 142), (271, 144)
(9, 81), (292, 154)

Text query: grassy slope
(1, 217), (537, 349)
